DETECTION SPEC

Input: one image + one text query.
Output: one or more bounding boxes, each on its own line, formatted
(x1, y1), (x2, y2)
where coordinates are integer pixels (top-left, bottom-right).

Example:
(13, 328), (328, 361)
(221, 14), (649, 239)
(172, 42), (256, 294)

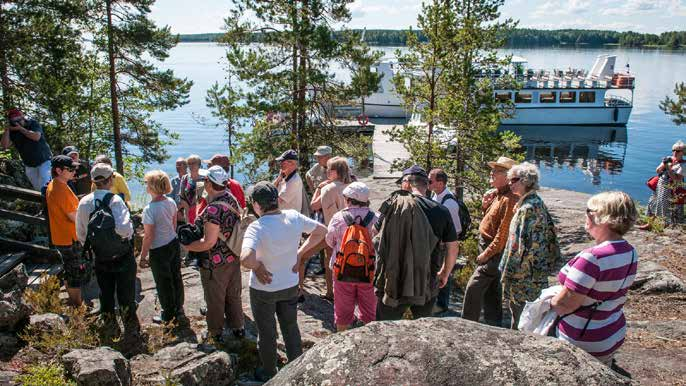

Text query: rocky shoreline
(0, 172), (684, 385)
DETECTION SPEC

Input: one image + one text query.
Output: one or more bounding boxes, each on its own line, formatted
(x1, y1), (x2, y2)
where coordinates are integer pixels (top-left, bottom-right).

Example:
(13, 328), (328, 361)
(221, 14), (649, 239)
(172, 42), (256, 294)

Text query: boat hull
(500, 106), (631, 126)
(361, 103), (409, 119)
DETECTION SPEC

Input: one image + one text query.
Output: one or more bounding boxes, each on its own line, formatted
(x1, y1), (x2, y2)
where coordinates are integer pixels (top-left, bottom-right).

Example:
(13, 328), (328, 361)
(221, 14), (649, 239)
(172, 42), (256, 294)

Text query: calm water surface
(131, 44), (686, 206)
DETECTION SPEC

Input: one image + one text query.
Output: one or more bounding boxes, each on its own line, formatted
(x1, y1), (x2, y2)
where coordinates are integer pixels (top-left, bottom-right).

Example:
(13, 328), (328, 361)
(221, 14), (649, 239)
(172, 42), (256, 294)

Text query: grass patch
(16, 363), (75, 386)
(19, 305), (100, 357)
(23, 274), (62, 314)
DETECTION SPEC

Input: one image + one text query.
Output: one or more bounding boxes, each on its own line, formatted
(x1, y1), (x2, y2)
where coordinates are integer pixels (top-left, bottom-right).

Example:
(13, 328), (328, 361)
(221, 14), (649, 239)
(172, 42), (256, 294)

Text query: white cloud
(602, 0), (686, 16)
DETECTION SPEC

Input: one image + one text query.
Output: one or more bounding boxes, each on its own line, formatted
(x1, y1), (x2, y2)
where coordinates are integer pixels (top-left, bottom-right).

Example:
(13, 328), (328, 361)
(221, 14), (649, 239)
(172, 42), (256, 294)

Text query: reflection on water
(500, 125), (628, 187)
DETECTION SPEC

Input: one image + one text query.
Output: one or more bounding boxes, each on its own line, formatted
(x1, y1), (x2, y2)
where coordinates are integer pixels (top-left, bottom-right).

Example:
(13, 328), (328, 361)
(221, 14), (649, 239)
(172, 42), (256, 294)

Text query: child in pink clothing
(325, 182), (378, 331)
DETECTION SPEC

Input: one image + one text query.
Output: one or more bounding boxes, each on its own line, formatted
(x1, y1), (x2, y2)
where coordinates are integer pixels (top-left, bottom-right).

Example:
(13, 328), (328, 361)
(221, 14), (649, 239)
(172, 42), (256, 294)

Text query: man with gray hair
(305, 146), (332, 192)
(373, 165), (459, 320)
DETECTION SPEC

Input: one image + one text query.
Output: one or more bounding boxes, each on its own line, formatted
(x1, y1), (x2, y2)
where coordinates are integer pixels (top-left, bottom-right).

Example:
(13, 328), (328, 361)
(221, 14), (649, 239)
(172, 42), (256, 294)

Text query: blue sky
(150, 0), (686, 34)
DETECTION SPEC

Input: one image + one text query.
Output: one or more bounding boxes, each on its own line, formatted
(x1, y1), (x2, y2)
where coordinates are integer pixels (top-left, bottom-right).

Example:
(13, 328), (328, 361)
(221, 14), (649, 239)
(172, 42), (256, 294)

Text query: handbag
(217, 202), (257, 257)
(646, 175), (659, 191)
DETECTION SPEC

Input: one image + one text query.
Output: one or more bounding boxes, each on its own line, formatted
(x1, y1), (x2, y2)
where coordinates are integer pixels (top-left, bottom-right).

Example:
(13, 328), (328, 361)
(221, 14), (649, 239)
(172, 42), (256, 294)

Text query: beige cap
(487, 156), (516, 170)
(313, 146), (332, 157)
(91, 163), (114, 180)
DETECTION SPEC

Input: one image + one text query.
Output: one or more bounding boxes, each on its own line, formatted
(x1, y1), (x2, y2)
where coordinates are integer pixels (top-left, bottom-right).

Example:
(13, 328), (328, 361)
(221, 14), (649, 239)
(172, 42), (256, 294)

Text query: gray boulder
(62, 347), (131, 386)
(0, 289), (30, 332)
(0, 263), (28, 291)
(29, 313), (66, 332)
(631, 261), (685, 294)
(0, 370), (20, 386)
(130, 342), (235, 386)
(0, 332), (20, 357)
(267, 318), (631, 386)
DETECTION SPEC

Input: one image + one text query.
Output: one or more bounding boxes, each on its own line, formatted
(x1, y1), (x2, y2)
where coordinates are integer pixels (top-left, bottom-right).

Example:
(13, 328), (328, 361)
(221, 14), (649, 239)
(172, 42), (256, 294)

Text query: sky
(150, 0), (686, 35)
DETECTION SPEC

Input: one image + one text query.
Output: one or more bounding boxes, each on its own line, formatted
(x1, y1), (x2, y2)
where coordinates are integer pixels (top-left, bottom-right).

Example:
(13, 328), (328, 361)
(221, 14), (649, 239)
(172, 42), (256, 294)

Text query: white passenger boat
(356, 55), (634, 126)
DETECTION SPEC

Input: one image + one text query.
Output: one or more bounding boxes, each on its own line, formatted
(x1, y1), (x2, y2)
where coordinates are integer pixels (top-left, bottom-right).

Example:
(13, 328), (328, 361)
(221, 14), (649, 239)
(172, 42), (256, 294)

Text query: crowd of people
(2, 108), (655, 381)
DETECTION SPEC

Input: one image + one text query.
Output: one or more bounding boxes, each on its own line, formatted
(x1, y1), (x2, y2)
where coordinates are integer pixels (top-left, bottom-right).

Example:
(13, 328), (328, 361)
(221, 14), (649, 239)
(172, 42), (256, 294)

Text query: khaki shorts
(57, 244), (92, 288)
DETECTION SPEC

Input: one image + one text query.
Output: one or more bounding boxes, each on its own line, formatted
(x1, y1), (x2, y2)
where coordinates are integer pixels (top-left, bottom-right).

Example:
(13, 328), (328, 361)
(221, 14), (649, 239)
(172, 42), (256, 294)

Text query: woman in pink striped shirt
(551, 191), (638, 368)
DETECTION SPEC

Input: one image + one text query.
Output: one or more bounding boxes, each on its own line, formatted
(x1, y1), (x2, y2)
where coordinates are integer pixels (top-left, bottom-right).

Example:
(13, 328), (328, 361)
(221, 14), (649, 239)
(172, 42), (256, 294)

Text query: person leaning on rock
(183, 165), (244, 343)
(76, 163), (139, 337)
(373, 165), (458, 320)
(461, 156), (517, 327)
(46, 155), (92, 307)
(1, 109), (52, 190)
(240, 181), (327, 382)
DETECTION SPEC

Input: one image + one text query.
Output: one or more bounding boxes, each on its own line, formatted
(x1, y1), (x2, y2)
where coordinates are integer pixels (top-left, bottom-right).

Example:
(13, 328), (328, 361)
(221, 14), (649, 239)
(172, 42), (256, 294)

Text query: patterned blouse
(500, 192), (561, 305)
(197, 191), (240, 266)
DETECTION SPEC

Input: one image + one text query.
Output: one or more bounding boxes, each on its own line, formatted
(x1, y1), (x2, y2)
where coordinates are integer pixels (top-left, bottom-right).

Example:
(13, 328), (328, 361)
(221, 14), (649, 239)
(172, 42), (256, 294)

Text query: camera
(9, 119), (22, 127)
(177, 223), (203, 245)
(663, 156), (672, 166)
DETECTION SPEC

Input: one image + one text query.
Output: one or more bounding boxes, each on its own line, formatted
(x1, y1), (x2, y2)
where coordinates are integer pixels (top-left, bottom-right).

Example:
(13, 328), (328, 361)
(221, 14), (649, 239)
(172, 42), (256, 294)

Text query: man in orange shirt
(46, 155), (92, 306)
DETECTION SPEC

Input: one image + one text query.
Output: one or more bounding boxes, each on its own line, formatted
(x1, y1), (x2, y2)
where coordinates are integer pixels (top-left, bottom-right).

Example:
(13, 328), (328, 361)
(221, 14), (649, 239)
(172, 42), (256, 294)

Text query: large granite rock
(130, 342), (235, 386)
(0, 289), (30, 332)
(267, 318), (632, 386)
(0, 332), (21, 358)
(62, 347), (131, 386)
(631, 261), (685, 294)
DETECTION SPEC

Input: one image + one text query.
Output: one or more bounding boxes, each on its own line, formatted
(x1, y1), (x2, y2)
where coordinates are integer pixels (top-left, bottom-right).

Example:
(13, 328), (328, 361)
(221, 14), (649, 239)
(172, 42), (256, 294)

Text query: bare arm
(437, 241), (459, 288)
(1, 129), (10, 149)
(139, 223), (156, 260)
(185, 222), (219, 252)
(20, 126), (41, 142)
(293, 223), (327, 271)
(550, 286), (586, 315)
(240, 248), (272, 284)
(67, 211), (77, 223)
(310, 187), (323, 211)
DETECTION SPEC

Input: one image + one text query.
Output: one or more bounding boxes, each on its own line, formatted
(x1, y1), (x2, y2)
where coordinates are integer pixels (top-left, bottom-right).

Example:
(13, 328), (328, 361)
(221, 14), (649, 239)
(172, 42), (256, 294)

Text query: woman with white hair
(500, 162), (561, 329)
(551, 191), (638, 369)
(646, 140), (685, 225)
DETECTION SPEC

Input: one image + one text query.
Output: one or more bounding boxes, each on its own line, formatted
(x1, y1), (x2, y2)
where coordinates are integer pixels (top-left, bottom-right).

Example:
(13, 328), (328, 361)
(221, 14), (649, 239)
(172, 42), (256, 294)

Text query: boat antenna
(625, 62), (630, 74)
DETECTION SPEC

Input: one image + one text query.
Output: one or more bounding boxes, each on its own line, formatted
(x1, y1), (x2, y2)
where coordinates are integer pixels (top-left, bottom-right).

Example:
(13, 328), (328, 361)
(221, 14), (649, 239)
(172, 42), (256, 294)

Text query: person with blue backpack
(428, 168), (471, 314)
(76, 162), (139, 338)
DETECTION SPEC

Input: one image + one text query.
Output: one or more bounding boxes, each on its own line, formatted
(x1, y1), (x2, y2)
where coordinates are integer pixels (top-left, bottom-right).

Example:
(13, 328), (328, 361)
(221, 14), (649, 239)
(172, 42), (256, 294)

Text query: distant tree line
(180, 28), (686, 49)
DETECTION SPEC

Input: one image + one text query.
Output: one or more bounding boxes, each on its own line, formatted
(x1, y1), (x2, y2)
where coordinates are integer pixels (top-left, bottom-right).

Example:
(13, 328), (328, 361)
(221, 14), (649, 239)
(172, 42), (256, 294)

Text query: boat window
(515, 92), (532, 103)
(495, 92), (512, 103)
(539, 92), (556, 103)
(579, 91), (596, 103)
(559, 91), (576, 103)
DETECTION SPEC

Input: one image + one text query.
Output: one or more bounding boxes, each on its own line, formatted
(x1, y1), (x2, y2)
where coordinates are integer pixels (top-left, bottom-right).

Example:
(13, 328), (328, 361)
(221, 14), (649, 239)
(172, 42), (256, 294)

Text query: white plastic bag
(518, 285), (562, 335)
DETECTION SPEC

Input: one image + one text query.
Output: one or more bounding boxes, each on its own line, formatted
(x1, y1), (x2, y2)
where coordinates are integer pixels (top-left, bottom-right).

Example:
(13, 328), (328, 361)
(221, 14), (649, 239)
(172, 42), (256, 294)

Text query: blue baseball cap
(396, 164), (428, 184)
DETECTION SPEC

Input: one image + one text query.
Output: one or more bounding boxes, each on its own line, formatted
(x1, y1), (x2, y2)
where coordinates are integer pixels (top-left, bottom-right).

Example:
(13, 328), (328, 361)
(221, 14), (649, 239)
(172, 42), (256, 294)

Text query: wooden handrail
(0, 208), (46, 226)
(0, 184), (42, 203)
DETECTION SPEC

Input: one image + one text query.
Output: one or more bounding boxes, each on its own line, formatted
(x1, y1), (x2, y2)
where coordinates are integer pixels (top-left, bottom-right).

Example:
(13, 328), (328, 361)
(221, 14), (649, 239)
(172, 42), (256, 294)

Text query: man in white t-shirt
(273, 149), (304, 213)
(240, 181), (326, 382)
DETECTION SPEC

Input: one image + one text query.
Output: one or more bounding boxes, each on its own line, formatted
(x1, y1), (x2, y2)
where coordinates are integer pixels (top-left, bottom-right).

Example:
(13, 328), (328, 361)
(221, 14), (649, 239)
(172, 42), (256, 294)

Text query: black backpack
(84, 193), (132, 263)
(440, 193), (471, 241)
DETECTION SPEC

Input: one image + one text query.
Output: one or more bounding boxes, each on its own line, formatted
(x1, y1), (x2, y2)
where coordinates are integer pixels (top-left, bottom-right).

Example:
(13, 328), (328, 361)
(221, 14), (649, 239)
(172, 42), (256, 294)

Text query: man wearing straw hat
(461, 156), (517, 327)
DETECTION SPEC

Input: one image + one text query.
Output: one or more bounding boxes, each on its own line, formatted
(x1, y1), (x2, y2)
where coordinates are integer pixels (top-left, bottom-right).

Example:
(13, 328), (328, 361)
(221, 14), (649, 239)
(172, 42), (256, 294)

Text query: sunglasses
(60, 166), (75, 172)
(509, 177), (521, 184)
(586, 208), (595, 216)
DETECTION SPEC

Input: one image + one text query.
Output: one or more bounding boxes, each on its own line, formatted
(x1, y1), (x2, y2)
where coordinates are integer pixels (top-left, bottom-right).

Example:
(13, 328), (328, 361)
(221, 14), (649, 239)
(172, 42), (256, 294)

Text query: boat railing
(605, 95), (632, 107)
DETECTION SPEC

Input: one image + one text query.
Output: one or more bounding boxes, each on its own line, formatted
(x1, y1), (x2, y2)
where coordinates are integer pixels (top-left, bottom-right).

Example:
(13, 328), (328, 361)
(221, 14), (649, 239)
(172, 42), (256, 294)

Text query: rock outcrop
(0, 289), (30, 332)
(29, 313), (66, 332)
(0, 263), (28, 291)
(631, 261), (685, 294)
(62, 347), (131, 386)
(267, 318), (632, 386)
(130, 342), (235, 386)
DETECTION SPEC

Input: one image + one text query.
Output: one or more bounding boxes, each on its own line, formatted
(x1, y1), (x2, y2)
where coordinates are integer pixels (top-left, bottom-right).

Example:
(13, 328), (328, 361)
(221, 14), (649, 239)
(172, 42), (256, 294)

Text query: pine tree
(221, 0), (374, 175)
(660, 82), (686, 126)
(89, 0), (192, 174)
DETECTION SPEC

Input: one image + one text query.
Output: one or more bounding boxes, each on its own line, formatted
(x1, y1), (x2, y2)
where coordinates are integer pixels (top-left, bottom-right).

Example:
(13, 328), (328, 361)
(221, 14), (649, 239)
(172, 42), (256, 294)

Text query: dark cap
(250, 181), (279, 207)
(396, 164), (428, 184)
(62, 146), (79, 157)
(276, 149), (298, 162)
(51, 155), (78, 169)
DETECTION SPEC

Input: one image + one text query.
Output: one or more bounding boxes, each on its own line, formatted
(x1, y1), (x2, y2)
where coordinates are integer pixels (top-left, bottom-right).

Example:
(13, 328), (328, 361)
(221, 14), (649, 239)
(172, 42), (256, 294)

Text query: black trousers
(376, 296), (437, 321)
(95, 253), (139, 330)
(149, 239), (185, 321)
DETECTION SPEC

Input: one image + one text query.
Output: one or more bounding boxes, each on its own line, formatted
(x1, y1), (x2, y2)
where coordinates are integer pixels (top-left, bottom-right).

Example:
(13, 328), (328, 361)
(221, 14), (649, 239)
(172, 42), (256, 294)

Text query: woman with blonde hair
(308, 156), (352, 301)
(500, 162), (561, 329)
(551, 191), (638, 369)
(139, 170), (187, 326)
(645, 140), (685, 225)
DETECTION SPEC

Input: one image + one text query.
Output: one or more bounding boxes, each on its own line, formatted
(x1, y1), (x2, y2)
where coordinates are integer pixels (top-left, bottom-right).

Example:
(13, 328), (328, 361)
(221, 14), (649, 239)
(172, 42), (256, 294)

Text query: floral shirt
(197, 191), (240, 266)
(500, 192), (561, 305)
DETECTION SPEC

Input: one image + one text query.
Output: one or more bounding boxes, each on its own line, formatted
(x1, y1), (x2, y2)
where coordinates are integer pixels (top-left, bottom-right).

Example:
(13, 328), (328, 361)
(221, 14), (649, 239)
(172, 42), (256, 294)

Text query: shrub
(15, 363), (75, 386)
(635, 200), (666, 233)
(19, 304), (99, 357)
(454, 234), (479, 291)
(23, 274), (62, 314)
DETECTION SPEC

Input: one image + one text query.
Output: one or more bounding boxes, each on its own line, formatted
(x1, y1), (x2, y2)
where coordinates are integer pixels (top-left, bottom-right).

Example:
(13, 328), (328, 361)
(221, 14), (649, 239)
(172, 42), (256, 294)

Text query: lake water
(131, 43), (686, 206)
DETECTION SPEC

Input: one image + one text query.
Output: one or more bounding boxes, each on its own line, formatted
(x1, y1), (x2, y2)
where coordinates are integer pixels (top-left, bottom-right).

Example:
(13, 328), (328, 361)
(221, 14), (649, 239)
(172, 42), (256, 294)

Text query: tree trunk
(297, 0), (309, 168)
(0, 1), (12, 112)
(290, 3), (299, 151)
(228, 121), (234, 179)
(105, 0), (124, 174)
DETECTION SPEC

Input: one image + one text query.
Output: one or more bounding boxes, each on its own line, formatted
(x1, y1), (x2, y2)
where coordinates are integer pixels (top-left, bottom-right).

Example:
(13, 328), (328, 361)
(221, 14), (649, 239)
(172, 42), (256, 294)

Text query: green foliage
(23, 274), (62, 314)
(635, 200), (666, 233)
(19, 304), (100, 357)
(660, 82), (686, 126)
(219, 0), (377, 177)
(16, 363), (75, 386)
